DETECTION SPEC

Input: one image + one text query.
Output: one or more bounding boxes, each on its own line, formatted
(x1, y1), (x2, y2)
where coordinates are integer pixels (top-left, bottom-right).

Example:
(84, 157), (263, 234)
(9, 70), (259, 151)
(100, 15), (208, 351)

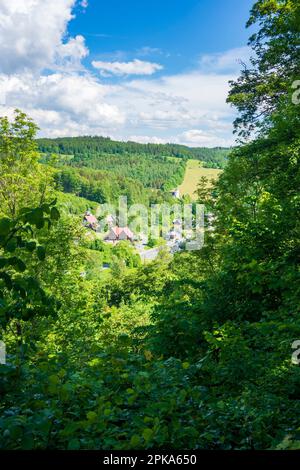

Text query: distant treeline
(38, 136), (230, 169)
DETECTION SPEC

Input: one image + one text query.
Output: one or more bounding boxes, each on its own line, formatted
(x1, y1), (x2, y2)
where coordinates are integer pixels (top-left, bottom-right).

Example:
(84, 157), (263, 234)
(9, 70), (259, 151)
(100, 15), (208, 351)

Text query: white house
(171, 189), (180, 199)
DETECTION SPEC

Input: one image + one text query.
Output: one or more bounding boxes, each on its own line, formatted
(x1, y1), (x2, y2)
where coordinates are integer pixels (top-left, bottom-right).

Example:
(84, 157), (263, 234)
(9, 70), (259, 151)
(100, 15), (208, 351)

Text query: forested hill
(37, 136), (230, 169)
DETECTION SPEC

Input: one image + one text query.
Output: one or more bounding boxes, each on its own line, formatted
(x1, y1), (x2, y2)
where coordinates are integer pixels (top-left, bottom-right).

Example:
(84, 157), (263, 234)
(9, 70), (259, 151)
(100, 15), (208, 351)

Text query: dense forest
(53, 153), (186, 194)
(55, 166), (151, 206)
(0, 0), (300, 451)
(38, 136), (229, 169)
(40, 138), (188, 202)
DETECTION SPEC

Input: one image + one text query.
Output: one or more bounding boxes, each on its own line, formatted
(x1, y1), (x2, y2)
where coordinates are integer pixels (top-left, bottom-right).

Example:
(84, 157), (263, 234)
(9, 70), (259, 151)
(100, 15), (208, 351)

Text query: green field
(178, 159), (222, 200)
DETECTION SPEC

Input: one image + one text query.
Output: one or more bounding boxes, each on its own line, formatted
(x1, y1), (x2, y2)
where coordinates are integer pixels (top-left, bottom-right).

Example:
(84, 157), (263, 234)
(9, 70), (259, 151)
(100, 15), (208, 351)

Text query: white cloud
(136, 46), (163, 57)
(0, 72), (124, 136)
(0, 1), (243, 146)
(128, 129), (234, 148)
(0, 0), (125, 136)
(0, 0), (86, 74)
(126, 74), (231, 121)
(92, 59), (163, 76)
(128, 135), (169, 144)
(198, 46), (251, 74)
(102, 69), (236, 145)
(58, 35), (89, 61)
(179, 129), (233, 147)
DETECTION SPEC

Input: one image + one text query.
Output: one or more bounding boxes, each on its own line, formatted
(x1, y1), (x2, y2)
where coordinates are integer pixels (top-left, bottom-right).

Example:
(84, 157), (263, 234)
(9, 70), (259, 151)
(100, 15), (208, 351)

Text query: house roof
(84, 214), (98, 225)
(110, 226), (134, 239)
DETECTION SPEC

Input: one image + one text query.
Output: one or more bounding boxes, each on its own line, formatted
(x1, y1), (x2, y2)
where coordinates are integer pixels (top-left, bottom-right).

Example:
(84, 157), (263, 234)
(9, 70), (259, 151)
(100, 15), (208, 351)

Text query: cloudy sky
(0, 0), (254, 146)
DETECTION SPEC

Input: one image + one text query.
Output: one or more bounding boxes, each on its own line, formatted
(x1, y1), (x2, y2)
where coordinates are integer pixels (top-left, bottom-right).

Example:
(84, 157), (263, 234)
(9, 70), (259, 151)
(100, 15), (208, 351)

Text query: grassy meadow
(178, 159), (222, 200)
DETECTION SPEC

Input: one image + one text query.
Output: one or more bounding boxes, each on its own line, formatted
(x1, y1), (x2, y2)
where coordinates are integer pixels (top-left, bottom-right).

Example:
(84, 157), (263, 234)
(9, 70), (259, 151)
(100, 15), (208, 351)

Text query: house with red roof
(83, 211), (99, 231)
(105, 226), (134, 243)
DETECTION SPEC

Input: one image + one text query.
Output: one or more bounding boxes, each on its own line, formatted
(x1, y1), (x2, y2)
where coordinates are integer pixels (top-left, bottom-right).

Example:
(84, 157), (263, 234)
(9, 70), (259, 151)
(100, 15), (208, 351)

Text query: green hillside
(38, 136), (229, 170)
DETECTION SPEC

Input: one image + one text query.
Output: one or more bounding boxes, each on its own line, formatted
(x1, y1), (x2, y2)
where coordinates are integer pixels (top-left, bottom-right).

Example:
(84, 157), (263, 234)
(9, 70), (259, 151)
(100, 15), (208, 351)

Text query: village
(81, 187), (192, 264)
(82, 208), (185, 263)
(82, 189), (215, 266)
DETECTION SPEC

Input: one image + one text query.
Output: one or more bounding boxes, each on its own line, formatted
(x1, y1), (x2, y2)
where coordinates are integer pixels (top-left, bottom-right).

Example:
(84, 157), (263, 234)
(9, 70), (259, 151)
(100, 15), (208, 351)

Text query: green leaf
(49, 374), (60, 385)
(21, 435), (35, 450)
(9, 257), (26, 272)
(26, 241), (36, 252)
(68, 438), (80, 450)
(130, 435), (141, 447)
(35, 218), (45, 230)
(0, 272), (12, 289)
(182, 361), (190, 369)
(50, 207), (60, 221)
(6, 239), (17, 253)
(41, 203), (51, 214)
(142, 428), (153, 442)
(14, 282), (27, 299)
(25, 208), (43, 225)
(86, 411), (97, 422)
(36, 246), (46, 261)
(0, 217), (11, 236)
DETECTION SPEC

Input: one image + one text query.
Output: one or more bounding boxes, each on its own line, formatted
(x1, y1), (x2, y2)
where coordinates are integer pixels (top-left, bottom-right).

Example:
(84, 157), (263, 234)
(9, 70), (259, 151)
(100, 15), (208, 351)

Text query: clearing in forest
(178, 159), (222, 200)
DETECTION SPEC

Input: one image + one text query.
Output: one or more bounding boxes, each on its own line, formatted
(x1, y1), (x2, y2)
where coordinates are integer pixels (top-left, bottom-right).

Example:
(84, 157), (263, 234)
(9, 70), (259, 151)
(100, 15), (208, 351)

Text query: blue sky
(72, 0), (254, 75)
(0, 0), (255, 146)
